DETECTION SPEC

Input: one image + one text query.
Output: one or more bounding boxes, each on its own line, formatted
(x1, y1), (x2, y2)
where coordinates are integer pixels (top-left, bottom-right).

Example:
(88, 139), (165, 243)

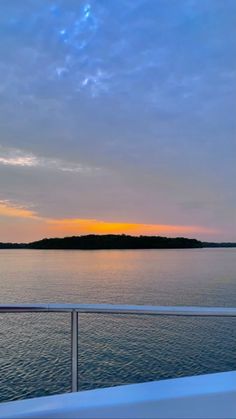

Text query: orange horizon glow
(47, 218), (217, 236)
(0, 201), (218, 242)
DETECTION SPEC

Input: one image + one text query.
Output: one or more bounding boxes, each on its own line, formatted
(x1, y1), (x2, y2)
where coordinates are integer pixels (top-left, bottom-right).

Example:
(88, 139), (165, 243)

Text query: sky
(0, 0), (235, 242)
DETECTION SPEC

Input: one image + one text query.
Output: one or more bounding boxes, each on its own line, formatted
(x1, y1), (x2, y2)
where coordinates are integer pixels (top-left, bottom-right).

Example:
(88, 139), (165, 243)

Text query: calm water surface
(0, 248), (236, 401)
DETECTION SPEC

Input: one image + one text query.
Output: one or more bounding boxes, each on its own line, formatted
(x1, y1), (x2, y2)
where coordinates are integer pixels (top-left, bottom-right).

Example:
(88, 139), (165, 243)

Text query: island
(0, 234), (236, 249)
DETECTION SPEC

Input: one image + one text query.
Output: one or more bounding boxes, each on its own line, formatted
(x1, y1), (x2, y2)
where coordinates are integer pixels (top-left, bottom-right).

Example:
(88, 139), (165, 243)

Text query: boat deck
(0, 371), (236, 419)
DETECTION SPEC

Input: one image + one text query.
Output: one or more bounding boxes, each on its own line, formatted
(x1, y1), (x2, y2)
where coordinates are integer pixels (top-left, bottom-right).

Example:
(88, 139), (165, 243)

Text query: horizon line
(1, 233), (236, 246)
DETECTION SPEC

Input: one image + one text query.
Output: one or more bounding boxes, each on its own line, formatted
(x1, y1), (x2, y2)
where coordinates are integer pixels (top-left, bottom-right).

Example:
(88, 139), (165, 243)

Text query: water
(0, 248), (236, 402)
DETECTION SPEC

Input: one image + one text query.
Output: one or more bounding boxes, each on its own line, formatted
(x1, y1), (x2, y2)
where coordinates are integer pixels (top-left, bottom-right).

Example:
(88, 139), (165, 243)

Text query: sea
(0, 248), (236, 402)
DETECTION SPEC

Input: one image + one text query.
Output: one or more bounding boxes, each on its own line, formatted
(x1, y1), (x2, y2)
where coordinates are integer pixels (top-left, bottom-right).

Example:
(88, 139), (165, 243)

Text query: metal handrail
(1, 303), (236, 392)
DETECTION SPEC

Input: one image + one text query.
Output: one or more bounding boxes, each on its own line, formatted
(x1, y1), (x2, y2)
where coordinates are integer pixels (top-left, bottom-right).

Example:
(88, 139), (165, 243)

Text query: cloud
(0, 148), (38, 167)
(0, 155), (37, 167)
(0, 146), (100, 174)
(0, 200), (38, 219)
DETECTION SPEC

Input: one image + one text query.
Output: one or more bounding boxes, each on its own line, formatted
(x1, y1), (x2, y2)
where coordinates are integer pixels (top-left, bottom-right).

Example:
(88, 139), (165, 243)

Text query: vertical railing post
(71, 310), (78, 392)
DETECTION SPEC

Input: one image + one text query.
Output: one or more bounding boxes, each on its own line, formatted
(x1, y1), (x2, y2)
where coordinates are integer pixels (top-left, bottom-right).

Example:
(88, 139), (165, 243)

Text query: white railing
(1, 303), (236, 392)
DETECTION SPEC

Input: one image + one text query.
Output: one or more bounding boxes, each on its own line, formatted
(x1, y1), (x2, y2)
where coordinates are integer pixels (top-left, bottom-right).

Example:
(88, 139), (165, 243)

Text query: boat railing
(1, 303), (236, 393)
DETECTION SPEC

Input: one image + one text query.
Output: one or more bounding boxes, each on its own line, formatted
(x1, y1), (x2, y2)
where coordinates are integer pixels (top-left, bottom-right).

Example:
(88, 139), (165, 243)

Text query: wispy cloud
(0, 147), (37, 167)
(0, 155), (36, 167)
(0, 146), (100, 174)
(0, 200), (38, 219)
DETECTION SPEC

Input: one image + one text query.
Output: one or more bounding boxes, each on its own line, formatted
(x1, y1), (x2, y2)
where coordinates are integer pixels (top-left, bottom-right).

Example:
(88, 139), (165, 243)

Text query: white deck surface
(0, 371), (236, 419)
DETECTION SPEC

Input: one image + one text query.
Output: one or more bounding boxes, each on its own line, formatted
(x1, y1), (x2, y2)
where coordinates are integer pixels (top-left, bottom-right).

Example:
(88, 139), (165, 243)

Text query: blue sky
(0, 0), (235, 242)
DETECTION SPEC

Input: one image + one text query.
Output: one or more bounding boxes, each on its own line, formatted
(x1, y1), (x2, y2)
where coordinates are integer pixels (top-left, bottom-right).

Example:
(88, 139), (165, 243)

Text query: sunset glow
(0, 201), (217, 242)
(47, 218), (217, 237)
